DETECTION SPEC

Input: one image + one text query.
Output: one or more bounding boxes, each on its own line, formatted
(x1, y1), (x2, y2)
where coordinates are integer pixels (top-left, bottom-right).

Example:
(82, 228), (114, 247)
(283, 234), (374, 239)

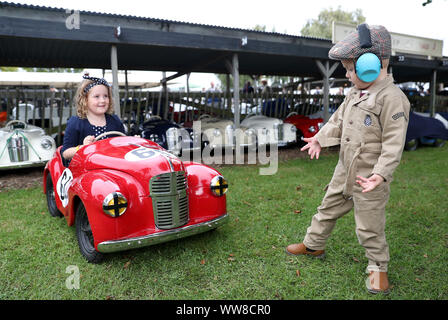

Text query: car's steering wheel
(286, 112), (298, 118)
(6, 120), (28, 129)
(94, 131), (126, 142)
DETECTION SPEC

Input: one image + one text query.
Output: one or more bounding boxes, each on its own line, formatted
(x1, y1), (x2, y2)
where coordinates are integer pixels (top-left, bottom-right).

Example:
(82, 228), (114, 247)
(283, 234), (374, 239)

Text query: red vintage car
(43, 131), (228, 263)
(283, 112), (323, 144)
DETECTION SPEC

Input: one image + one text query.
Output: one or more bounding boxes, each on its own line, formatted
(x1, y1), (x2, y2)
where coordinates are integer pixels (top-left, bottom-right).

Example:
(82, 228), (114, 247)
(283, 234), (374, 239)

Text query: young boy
(286, 24), (410, 294)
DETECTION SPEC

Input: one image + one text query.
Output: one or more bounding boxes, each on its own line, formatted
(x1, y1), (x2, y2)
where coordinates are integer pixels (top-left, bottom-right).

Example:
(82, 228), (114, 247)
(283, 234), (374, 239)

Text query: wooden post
(316, 60), (339, 122)
(429, 69), (437, 117)
(232, 53), (240, 128)
(111, 45), (120, 118)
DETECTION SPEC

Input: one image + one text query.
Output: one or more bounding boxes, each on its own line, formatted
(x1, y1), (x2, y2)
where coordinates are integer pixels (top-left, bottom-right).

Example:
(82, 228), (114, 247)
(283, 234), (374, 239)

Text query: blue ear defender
(355, 52), (381, 83)
(355, 24), (382, 83)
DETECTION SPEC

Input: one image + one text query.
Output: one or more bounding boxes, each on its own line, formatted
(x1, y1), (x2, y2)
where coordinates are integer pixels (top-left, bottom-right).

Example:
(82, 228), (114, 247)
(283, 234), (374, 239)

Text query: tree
(300, 6), (366, 39)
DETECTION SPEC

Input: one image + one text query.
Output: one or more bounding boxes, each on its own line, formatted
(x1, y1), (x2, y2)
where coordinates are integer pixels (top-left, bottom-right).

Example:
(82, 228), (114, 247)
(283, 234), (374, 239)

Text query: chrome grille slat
(150, 172), (189, 230)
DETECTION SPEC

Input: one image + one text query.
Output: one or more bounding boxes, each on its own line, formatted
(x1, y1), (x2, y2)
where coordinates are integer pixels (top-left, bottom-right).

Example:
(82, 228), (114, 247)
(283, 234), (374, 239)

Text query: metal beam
(430, 69), (437, 117)
(232, 54), (240, 128)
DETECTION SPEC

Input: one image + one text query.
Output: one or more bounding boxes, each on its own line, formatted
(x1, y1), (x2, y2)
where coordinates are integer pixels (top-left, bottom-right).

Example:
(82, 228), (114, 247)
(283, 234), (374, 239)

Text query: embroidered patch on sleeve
(392, 112), (405, 120)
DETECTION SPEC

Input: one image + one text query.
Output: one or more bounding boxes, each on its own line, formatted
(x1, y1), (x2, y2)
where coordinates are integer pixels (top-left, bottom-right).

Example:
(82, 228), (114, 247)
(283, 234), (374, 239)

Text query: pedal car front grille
(8, 136), (29, 162)
(150, 172), (189, 230)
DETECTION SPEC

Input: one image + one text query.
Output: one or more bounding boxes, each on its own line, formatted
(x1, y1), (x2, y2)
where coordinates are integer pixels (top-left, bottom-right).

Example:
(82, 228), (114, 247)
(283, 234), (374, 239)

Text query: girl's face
(86, 85), (110, 116)
(341, 60), (370, 90)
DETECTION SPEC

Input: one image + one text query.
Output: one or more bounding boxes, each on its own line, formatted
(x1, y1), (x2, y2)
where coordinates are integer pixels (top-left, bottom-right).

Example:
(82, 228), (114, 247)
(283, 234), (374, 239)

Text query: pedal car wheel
(296, 130), (305, 147)
(76, 202), (104, 263)
(46, 174), (63, 218)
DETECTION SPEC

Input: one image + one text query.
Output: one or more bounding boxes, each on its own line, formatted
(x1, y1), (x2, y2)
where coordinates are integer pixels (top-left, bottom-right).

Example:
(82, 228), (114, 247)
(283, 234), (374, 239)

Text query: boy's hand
(300, 137), (321, 159)
(83, 135), (95, 145)
(356, 174), (384, 193)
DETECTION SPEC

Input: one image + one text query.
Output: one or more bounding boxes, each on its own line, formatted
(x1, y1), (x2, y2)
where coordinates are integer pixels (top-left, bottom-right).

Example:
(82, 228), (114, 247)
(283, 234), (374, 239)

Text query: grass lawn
(0, 145), (447, 300)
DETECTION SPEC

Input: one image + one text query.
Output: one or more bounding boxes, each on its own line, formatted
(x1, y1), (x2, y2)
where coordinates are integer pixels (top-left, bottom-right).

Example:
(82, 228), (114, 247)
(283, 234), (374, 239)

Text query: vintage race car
(0, 120), (56, 170)
(240, 114), (296, 147)
(44, 132), (229, 263)
(284, 112), (323, 145)
(129, 115), (200, 156)
(405, 111), (448, 151)
(193, 114), (256, 150)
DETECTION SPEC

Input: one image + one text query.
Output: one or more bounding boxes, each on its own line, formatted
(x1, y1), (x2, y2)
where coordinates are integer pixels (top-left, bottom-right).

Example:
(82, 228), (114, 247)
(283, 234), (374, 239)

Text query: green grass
(0, 145), (447, 300)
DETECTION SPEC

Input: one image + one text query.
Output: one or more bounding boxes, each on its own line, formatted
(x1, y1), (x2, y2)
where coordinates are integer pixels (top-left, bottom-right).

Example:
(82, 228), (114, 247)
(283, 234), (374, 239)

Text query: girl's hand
(83, 135), (95, 145)
(356, 174), (384, 193)
(300, 137), (322, 160)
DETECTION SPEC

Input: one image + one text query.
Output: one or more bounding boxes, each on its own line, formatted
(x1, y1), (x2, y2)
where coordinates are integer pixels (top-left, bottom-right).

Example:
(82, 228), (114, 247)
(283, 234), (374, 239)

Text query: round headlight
(308, 126), (316, 133)
(41, 138), (53, 150)
(213, 129), (221, 137)
(245, 128), (256, 136)
(102, 192), (128, 217)
(210, 176), (228, 196)
(290, 126), (297, 132)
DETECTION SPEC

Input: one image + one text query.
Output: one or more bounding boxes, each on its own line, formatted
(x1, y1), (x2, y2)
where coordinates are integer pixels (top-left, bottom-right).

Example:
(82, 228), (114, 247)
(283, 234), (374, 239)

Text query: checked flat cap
(329, 24), (391, 61)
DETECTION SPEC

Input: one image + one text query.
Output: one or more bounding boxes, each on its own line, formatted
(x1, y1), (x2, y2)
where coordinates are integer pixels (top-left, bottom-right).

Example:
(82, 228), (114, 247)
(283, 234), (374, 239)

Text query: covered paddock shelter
(1, 1), (448, 137)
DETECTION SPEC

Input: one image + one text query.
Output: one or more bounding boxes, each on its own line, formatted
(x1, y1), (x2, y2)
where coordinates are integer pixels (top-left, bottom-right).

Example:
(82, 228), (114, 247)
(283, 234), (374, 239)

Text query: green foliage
(301, 6), (366, 39)
(0, 145), (447, 299)
(22, 67), (83, 73)
(0, 67), (19, 72)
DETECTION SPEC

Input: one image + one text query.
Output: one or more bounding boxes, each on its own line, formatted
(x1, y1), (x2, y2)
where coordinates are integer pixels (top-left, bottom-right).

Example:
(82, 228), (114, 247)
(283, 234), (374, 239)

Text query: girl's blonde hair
(75, 79), (115, 119)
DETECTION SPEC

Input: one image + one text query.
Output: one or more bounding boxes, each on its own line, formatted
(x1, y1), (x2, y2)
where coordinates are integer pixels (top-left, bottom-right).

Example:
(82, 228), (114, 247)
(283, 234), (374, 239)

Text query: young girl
(61, 75), (125, 162)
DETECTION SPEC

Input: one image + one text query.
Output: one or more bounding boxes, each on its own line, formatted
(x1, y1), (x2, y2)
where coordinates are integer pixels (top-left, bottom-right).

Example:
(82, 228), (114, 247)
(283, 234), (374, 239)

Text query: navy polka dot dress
(92, 124), (107, 140)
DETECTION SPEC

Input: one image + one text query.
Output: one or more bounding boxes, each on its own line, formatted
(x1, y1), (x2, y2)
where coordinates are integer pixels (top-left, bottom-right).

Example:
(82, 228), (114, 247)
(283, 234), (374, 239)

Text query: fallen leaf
(415, 278), (422, 282)
(296, 186), (302, 191)
(229, 253), (234, 257)
(353, 257), (360, 263)
(123, 261), (131, 269)
(423, 254), (428, 258)
(294, 210), (301, 214)
(200, 259), (205, 265)
(272, 245), (276, 249)
(296, 270), (301, 277)
(227, 257), (235, 262)
(105, 295), (115, 300)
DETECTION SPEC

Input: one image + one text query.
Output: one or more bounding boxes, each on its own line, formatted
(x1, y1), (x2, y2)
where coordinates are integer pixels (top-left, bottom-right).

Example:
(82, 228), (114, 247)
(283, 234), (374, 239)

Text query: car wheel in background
(404, 138), (419, 151)
(76, 202), (104, 263)
(433, 139), (446, 148)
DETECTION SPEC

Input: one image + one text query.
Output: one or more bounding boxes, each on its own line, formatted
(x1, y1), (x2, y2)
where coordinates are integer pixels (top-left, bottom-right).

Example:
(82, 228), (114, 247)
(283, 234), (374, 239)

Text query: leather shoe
(285, 243), (325, 258)
(366, 271), (390, 294)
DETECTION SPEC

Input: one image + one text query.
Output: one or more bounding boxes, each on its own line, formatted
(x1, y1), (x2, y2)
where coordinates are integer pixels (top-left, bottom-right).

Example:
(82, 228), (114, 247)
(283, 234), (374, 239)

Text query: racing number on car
(56, 168), (73, 207)
(124, 147), (158, 162)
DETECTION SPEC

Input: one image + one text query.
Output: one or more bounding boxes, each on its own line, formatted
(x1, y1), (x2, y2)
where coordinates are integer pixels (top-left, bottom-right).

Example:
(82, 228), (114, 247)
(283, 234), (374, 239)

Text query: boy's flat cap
(329, 24), (391, 61)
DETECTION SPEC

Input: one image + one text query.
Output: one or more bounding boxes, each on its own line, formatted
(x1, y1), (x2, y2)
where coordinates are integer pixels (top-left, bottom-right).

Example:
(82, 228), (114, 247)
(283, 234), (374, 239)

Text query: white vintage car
(194, 114), (256, 150)
(0, 120), (56, 170)
(240, 114), (297, 147)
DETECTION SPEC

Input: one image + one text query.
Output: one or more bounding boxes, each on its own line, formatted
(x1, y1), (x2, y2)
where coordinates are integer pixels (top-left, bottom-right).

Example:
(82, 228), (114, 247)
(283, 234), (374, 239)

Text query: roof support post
(315, 60), (339, 122)
(429, 69), (437, 117)
(111, 45), (120, 118)
(225, 54), (240, 128)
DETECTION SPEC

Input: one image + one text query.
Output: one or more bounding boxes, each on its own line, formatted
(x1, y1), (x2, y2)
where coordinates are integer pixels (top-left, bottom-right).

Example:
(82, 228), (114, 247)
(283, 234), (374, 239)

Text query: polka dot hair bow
(83, 75), (111, 94)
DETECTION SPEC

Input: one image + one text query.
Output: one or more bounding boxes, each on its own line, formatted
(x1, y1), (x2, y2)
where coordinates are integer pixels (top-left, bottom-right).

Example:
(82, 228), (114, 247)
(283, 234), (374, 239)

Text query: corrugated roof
(0, 1), (329, 41)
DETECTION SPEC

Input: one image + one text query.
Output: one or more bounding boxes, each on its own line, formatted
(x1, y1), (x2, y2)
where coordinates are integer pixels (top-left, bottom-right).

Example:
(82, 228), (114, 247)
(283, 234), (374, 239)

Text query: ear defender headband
(355, 24), (381, 83)
(83, 75), (111, 94)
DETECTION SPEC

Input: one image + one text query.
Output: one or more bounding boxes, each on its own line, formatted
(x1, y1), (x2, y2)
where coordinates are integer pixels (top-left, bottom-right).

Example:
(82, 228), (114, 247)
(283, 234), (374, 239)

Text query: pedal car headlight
(102, 192), (128, 217)
(308, 126), (316, 133)
(40, 137), (53, 150)
(210, 175), (228, 196)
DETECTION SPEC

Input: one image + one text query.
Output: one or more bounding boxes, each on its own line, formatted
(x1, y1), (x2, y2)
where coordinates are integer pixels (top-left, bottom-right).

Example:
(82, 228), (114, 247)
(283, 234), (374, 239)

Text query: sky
(5, 0), (448, 87)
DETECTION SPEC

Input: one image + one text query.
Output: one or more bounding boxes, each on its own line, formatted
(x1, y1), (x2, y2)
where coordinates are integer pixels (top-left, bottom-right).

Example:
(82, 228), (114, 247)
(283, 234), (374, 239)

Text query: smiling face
(341, 60), (372, 90)
(86, 85), (110, 116)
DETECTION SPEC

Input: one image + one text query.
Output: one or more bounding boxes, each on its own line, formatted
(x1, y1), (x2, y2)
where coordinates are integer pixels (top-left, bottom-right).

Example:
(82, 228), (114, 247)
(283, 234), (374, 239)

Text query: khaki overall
(303, 75), (410, 272)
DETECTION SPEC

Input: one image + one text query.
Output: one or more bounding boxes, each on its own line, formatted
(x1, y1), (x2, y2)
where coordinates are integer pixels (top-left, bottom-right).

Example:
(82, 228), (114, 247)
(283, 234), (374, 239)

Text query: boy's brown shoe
(285, 243), (325, 258)
(366, 271), (390, 294)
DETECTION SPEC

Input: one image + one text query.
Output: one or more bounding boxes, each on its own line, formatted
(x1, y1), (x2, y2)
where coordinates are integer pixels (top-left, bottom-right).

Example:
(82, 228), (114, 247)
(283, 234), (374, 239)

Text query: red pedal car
(43, 131), (228, 263)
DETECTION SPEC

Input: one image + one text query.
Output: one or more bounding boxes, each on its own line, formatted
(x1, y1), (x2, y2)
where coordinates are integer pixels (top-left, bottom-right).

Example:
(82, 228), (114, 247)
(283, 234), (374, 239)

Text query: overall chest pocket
(356, 104), (382, 141)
